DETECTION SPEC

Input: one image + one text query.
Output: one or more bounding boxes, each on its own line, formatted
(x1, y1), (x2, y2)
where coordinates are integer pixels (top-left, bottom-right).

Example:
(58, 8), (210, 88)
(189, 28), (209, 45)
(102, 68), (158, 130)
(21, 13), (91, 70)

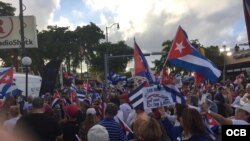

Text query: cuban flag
(107, 72), (127, 85)
(167, 26), (221, 83)
(163, 84), (186, 104)
(0, 67), (13, 84)
(244, 0), (250, 48)
(0, 83), (21, 99)
(76, 89), (86, 101)
(134, 38), (155, 84)
(128, 83), (144, 109)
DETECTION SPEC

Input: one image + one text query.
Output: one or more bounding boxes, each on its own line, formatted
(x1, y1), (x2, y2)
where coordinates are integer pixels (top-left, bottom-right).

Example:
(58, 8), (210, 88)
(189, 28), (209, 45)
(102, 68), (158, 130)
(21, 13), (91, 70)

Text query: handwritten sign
(143, 85), (174, 109)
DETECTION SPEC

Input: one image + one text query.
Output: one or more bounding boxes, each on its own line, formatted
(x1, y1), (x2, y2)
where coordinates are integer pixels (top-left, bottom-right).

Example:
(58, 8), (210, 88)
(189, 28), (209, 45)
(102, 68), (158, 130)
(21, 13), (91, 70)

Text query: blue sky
(3, 0), (249, 71)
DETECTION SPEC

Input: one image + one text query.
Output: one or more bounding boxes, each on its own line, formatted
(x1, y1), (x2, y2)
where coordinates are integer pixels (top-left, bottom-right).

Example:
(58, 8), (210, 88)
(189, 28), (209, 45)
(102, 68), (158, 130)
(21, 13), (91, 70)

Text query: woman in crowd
(161, 106), (212, 141)
(137, 117), (163, 141)
(79, 108), (99, 141)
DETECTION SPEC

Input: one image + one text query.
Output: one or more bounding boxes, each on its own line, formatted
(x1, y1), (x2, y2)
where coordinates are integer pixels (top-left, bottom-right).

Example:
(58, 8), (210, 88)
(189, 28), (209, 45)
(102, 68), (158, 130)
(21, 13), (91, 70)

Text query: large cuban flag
(167, 26), (221, 83)
(244, 0), (250, 48)
(134, 38), (155, 84)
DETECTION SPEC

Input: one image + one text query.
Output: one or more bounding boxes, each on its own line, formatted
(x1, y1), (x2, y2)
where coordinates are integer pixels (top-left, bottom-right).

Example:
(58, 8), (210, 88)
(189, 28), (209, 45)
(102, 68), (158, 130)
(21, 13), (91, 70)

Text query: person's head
(3, 95), (16, 108)
(65, 104), (79, 119)
(180, 108), (206, 136)
(238, 89), (245, 97)
(186, 95), (199, 107)
(86, 107), (96, 116)
(109, 92), (120, 107)
(175, 103), (188, 122)
(9, 105), (19, 117)
(83, 108), (100, 131)
(27, 96), (33, 103)
(32, 97), (44, 109)
(139, 117), (162, 141)
(218, 86), (227, 94)
(234, 103), (250, 122)
(87, 124), (109, 141)
(246, 83), (250, 93)
(105, 102), (118, 117)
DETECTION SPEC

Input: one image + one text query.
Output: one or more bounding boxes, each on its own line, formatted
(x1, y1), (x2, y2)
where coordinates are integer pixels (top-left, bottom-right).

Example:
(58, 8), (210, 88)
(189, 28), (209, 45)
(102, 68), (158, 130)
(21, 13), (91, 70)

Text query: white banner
(143, 85), (174, 109)
(0, 16), (38, 49)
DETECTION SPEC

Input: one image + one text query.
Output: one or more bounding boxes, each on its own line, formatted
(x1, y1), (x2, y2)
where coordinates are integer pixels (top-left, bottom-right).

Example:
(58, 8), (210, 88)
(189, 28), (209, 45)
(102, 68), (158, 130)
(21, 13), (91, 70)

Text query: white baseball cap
(86, 108), (96, 115)
(87, 124), (109, 141)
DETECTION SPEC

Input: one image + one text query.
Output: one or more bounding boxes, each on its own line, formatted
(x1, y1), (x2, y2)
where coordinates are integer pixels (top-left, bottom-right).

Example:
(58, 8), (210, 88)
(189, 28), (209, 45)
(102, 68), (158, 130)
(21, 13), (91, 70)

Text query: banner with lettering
(143, 85), (174, 109)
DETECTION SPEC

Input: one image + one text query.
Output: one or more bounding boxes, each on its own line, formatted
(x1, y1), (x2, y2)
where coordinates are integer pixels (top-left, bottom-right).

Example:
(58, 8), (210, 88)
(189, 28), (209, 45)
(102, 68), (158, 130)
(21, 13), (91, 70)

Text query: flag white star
(4, 75), (10, 81)
(175, 42), (185, 53)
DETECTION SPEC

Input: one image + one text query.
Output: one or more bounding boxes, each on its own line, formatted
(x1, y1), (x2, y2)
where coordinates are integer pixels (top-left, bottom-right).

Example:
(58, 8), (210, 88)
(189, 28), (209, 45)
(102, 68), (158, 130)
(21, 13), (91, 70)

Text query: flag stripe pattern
(243, 0), (250, 48)
(170, 53), (221, 83)
(168, 26), (221, 83)
(163, 84), (186, 104)
(134, 39), (155, 84)
(128, 84), (144, 109)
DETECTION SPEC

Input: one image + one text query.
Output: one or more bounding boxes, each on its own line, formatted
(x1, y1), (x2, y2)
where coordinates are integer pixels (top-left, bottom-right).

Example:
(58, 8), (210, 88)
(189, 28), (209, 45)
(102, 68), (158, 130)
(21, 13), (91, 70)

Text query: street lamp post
(104, 23), (119, 86)
(220, 45), (232, 82)
(22, 56), (32, 99)
(106, 23), (119, 43)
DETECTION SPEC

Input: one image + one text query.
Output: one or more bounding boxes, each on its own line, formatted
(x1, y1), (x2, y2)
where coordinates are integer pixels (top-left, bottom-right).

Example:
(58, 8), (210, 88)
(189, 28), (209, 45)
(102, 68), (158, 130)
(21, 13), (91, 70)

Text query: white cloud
(4, 0), (248, 68)
(2, 0), (60, 31)
(84, 0), (245, 49)
(72, 10), (83, 18)
(48, 16), (75, 30)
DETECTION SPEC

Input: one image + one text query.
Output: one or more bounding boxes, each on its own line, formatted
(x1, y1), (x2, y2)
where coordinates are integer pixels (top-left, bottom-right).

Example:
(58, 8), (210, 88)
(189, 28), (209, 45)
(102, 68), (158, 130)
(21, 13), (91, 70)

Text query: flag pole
(160, 26), (181, 84)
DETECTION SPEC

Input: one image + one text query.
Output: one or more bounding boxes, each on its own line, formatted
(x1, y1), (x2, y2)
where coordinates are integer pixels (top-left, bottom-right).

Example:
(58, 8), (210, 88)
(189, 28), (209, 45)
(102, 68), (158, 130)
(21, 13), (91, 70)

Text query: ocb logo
(0, 17), (14, 39)
(222, 125), (250, 140)
(226, 129), (246, 136)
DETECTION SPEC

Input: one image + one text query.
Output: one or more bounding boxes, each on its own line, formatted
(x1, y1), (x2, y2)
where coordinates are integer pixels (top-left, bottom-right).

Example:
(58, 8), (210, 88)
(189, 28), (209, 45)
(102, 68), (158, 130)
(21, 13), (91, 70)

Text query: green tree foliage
(0, 1), (17, 69)
(91, 41), (133, 78)
(37, 23), (133, 78)
(0, 1), (16, 16)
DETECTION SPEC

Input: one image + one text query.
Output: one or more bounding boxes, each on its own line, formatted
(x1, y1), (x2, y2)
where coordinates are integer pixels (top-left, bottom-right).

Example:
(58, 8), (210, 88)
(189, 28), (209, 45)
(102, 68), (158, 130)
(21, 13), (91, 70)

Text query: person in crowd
(99, 102), (127, 141)
(131, 105), (150, 140)
(151, 108), (170, 141)
(3, 105), (20, 133)
(161, 107), (211, 141)
(119, 93), (132, 122)
(202, 102), (250, 125)
(22, 95), (33, 114)
(0, 96), (16, 125)
(76, 98), (91, 123)
(79, 107), (99, 141)
(60, 104), (80, 141)
(214, 86), (227, 117)
(138, 117), (163, 141)
(186, 94), (200, 111)
(231, 89), (245, 106)
(87, 124), (109, 141)
(109, 92), (124, 122)
(14, 97), (62, 141)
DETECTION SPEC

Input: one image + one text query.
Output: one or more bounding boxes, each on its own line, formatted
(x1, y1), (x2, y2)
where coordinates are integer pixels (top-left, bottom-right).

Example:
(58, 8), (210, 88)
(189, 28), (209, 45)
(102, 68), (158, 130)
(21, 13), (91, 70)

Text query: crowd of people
(0, 78), (249, 141)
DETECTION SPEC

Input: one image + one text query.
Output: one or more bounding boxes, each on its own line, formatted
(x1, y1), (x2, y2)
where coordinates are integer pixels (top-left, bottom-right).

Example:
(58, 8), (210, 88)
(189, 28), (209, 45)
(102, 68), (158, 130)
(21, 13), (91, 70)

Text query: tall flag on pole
(167, 26), (221, 83)
(134, 38), (155, 84)
(243, 0), (250, 48)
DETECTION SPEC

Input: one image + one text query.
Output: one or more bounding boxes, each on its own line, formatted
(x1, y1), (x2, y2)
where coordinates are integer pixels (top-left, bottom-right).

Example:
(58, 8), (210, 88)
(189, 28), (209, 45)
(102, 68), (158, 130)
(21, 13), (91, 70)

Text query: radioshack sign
(0, 16), (38, 49)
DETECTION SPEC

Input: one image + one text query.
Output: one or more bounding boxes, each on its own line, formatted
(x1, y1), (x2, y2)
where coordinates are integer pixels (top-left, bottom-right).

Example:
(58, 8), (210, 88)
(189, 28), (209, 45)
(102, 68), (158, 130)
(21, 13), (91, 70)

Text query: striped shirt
(100, 117), (127, 141)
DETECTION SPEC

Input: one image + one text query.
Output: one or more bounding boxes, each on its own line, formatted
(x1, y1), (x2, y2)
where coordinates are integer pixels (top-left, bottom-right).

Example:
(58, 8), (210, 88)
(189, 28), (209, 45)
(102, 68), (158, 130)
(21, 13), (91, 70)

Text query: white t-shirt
(231, 96), (241, 106)
(114, 109), (124, 123)
(232, 119), (250, 125)
(119, 103), (132, 122)
(3, 117), (20, 132)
